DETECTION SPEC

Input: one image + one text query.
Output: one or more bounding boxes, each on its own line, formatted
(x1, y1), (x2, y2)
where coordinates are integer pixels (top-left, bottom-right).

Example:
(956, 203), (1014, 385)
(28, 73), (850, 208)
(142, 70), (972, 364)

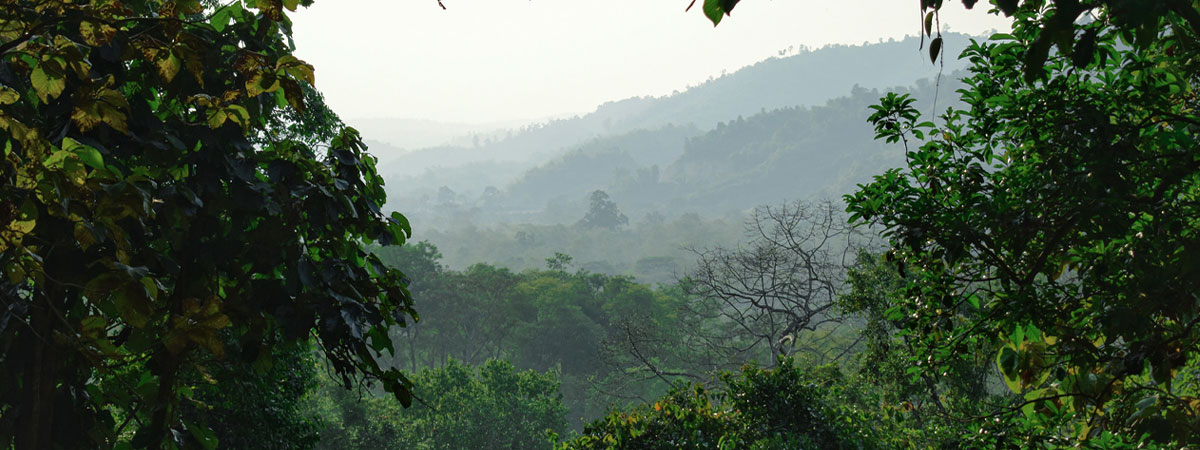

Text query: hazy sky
(290, 1), (1011, 124)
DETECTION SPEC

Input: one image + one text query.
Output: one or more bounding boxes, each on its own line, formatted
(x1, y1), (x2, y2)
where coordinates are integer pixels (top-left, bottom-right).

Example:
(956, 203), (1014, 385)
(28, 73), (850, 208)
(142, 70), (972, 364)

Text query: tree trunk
(14, 302), (59, 450)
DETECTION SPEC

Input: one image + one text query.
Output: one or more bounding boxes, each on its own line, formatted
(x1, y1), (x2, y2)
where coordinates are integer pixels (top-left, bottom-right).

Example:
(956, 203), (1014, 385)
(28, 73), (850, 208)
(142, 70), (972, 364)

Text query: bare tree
(681, 199), (867, 365)
(591, 200), (871, 405)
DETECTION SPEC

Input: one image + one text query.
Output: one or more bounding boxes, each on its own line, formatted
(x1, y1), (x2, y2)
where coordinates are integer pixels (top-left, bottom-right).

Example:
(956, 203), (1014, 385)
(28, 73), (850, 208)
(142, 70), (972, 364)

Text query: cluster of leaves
(312, 359), (569, 450)
(838, 251), (998, 448)
(561, 357), (881, 450)
(0, 0), (414, 448)
(686, 0), (741, 27)
(842, 1), (1200, 447)
(179, 337), (321, 450)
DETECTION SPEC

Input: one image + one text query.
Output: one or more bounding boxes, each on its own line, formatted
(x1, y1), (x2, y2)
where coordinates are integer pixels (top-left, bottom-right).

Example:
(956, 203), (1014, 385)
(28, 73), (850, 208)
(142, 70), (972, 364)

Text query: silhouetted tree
(681, 200), (866, 365)
(578, 190), (629, 230)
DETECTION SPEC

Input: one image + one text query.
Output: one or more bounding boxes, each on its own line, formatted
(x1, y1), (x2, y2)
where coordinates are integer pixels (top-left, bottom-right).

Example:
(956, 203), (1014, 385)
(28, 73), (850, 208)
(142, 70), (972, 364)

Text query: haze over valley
(366, 35), (970, 280)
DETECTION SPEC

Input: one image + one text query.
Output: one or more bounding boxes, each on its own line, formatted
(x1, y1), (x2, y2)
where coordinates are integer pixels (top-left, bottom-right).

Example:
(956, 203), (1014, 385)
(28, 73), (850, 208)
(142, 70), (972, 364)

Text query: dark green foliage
(314, 359), (569, 450)
(844, 3), (1200, 447)
(0, 1), (413, 448)
(563, 357), (878, 450)
(374, 242), (705, 427)
(181, 339), (321, 450)
(838, 251), (995, 448)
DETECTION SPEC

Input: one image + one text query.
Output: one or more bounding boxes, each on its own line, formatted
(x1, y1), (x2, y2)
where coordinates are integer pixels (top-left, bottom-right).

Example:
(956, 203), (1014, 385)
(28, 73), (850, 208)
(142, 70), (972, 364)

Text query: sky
(290, 1), (1012, 124)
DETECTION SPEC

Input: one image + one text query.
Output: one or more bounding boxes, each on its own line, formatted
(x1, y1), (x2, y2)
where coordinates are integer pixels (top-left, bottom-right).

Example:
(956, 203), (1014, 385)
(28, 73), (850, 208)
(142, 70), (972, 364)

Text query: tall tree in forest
(681, 200), (863, 365)
(844, 1), (1200, 447)
(703, 0), (1200, 446)
(577, 190), (628, 230)
(0, 1), (415, 448)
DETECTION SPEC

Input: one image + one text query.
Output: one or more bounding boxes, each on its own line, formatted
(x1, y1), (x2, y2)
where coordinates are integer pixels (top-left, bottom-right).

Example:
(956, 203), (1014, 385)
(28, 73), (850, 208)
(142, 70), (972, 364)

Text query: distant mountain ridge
(377, 33), (974, 180)
(380, 33), (978, 230)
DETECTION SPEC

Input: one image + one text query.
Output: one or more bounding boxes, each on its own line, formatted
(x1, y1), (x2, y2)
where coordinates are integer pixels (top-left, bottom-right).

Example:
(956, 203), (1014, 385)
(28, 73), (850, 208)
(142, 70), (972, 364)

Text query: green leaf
(186, 421), (219, 450)
(210, 4), (238, 32)
(1129, 396), (1158, 420)
(929, 36), (942, 64)
(703, 0), (724, 26)
(996, 346), (1021, 393)
(63, 138), (104, 170)
(113, 282), (155, 328)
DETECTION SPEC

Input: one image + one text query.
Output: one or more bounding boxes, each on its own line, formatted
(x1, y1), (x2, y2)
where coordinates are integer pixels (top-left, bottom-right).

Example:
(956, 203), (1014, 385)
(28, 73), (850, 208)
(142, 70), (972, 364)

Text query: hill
(378, 34), (974, 192)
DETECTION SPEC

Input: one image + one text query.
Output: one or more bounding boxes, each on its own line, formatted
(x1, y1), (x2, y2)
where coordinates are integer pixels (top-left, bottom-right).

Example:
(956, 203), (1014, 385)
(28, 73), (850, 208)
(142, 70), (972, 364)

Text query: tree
(562, 357), (879, 450)
(691, 0), (1200, 78)
(315, 359), (570, 450)
(843, 3), (1200, 447)
(577, 190), (628, 230)
(0, 1), (415, 448)
(180, 339), (322, 450)
(698, 1), (1200, 445)
(680, 200), (864, 365)
(837, 251), (994, 448)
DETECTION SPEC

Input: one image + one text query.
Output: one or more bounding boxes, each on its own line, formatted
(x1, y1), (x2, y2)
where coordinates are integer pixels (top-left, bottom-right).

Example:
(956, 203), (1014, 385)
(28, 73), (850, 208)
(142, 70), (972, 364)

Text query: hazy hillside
(504, 125), (701, 212)
(599, 34), (972, 131)
(377, 34), (974, 193)
(347, 117), (533, 151)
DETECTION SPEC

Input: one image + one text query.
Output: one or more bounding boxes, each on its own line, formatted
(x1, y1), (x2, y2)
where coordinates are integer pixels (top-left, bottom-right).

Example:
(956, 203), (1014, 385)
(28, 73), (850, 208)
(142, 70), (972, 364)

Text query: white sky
(290, 1), (1011, 124)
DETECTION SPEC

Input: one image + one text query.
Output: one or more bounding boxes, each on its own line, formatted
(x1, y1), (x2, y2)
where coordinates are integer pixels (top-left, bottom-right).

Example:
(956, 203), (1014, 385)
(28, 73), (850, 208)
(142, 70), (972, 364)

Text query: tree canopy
(697, 0), (1200, 446)
(844, 1), (1200, 447)
(0, 1), (414, 448)
(578, 190), (628, 230)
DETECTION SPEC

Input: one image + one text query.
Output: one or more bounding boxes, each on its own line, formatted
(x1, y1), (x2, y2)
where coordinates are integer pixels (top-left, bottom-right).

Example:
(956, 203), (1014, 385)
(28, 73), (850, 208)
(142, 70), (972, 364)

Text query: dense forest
(1, 0), (1198, 449)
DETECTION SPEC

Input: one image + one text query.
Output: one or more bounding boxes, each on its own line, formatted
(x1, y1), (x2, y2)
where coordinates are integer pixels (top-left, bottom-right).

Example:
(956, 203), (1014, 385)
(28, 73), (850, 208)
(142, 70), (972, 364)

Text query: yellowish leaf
(0, 87), (18, 105)
(234, 51), (265, 75)
(280, 78), (305, 113)
(179, 0), (204, 15)
(79, 20), (117, 46)
(224, 105), (250, 129)
(0, 216), (36, 253)
(31, 63), (66, 102)
(277, 55), (315, 86)
(245, 71), (279, 97)
(157, 51), (182, 83)
(207, 110), (228, 129)
(71, 104), (103, 132)
(74, 222), (96, 251)
(257, 0), (284, 20)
